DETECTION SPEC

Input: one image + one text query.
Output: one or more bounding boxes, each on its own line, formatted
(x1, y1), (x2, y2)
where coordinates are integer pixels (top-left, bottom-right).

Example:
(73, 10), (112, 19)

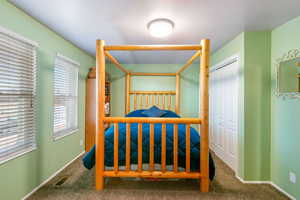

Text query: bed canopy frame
(95, 39), (210, 192)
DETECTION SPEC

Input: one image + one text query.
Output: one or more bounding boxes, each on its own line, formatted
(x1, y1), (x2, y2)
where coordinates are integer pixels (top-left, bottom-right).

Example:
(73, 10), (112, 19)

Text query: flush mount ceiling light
(147, 18), (174, 38)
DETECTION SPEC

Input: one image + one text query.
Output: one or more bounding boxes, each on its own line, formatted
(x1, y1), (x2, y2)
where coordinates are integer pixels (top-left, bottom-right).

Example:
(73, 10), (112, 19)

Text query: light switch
(289, 171), (296, 184)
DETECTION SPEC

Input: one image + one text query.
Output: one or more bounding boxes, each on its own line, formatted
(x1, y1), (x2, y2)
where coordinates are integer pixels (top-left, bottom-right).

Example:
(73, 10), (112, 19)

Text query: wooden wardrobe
(85, 67), (110, 152)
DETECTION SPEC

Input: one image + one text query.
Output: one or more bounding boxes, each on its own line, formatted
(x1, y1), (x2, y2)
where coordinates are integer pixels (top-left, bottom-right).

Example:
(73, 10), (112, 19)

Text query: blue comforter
(82, 110), (215, 180)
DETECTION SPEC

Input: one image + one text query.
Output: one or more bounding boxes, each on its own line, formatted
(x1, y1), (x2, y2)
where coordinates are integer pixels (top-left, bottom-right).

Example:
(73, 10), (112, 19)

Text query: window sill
(53, 128), (79, 141)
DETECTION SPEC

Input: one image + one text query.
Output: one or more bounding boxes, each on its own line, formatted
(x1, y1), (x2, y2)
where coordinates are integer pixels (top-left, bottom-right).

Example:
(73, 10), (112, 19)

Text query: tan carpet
(28, 154), (289, 200)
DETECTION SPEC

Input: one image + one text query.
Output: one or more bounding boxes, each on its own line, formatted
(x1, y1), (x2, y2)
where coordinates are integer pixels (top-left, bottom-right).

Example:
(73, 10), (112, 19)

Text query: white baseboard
(270, 182), (296, 200)
(235, 175), (296, 200)
(22, 151), (85, 200)
(235, 175), (271, 184)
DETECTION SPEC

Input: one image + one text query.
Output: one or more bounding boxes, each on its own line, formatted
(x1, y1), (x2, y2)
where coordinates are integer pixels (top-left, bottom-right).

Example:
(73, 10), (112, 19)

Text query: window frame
(52, 53), (79, 141)
(0, 26), (38, 165)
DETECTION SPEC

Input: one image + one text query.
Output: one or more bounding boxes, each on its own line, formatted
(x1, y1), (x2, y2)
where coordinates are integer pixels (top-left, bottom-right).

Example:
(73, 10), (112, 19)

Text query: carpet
(28, 153), (289, 200)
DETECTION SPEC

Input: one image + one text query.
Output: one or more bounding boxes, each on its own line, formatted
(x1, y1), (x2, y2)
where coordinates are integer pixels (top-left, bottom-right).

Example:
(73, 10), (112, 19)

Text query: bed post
(96, 39), (106, 190)
(125, 73), (131, 114)
(200, 39), (210, 192)
(175, 74), (180, 114)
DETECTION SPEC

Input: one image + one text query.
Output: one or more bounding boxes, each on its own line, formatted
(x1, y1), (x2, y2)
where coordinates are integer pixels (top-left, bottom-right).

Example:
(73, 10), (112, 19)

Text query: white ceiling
(10, 0), (300, 64)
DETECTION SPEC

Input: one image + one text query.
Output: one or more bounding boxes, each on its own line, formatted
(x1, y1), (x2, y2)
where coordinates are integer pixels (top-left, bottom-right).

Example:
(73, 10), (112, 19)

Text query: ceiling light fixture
(147, 18), (174, 38)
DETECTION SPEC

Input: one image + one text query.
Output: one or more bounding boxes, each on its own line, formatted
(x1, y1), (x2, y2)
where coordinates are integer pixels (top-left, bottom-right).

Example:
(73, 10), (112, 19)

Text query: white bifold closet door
(209, 59), (238, 172)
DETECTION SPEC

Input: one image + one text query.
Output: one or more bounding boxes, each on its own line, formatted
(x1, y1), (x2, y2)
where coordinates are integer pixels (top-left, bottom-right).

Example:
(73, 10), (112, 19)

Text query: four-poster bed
(94, 39), (210, 192)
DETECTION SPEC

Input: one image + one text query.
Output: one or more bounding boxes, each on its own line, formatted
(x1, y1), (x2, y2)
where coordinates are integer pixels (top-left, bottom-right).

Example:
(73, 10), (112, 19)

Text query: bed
(92, 39), (211, 191)
(83, 109), (215, 180)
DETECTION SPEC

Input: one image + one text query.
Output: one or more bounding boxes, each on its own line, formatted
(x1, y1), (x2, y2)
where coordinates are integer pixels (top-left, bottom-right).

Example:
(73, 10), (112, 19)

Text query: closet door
(209, 59), (238, 172)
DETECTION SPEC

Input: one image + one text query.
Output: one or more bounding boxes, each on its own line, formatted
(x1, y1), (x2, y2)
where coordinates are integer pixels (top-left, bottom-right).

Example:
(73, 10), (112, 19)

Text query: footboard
(95, 117), (208, 190)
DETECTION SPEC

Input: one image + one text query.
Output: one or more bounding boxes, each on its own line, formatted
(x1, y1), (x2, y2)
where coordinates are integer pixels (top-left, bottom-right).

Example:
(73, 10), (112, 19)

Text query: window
(0, 27), (38, 164)
(53, 54), (79, 140)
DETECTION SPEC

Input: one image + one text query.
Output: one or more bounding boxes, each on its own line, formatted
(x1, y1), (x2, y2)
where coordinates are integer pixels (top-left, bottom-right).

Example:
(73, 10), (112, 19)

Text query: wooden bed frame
(95, 39), (210, 192)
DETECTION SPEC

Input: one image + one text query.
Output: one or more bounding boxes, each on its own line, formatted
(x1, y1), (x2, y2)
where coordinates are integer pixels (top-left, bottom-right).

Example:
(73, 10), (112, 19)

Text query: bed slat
(162, 95), (165, 109)
(140, 95), (143, 109)
(161, 123), (166, 172)
(186, 124), (191, 172)
(152, 94), (155, 106)
(168, 95), (172, 110)
(173, 124), (178, 172)
(149, 123), (154, 171)
(114, 123), (119, 173)
(134, 95), (137, 110)
(146, 95), (149, 108)
(138, 123), (143, 172)
(126, 123), (131, 171)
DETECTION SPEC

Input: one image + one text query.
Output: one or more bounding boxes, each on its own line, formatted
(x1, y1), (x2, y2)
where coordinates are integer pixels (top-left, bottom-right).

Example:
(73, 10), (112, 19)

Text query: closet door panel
(209, 71), (217, 149)
(209, 60), (238, 172)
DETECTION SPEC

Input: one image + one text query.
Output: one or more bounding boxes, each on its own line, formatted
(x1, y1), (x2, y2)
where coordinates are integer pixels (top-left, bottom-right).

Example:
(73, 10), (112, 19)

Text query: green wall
(0, 1), (95, 200)
(270, 16), (300, 199)
(211, 31), (271, 181)
(108, 64), (200, 118)
(244, 32), (271, 181)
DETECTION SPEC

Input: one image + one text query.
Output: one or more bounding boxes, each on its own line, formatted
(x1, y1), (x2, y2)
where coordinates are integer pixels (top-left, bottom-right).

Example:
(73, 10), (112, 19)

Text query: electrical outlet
(80, 139), (83, 146)
(289, 171), (296, 184)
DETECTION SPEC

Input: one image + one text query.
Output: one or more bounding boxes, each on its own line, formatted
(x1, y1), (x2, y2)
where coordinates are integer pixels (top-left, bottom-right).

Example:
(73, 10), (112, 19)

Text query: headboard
(130, 91), (176, 111)
(125, 73), (180, 114)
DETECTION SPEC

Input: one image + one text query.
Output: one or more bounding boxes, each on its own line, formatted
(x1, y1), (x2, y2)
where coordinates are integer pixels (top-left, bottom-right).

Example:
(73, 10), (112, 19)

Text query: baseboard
(21, 151), (85, 200)
(270, 182), (296, 200)
(235, 175), (296, 200)
(235, 175), (271, 184)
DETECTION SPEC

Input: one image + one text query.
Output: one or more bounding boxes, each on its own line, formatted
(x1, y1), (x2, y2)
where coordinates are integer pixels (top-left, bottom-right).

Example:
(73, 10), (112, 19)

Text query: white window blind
(53, 54), (79, 140)
(0, 27), (38, 164)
